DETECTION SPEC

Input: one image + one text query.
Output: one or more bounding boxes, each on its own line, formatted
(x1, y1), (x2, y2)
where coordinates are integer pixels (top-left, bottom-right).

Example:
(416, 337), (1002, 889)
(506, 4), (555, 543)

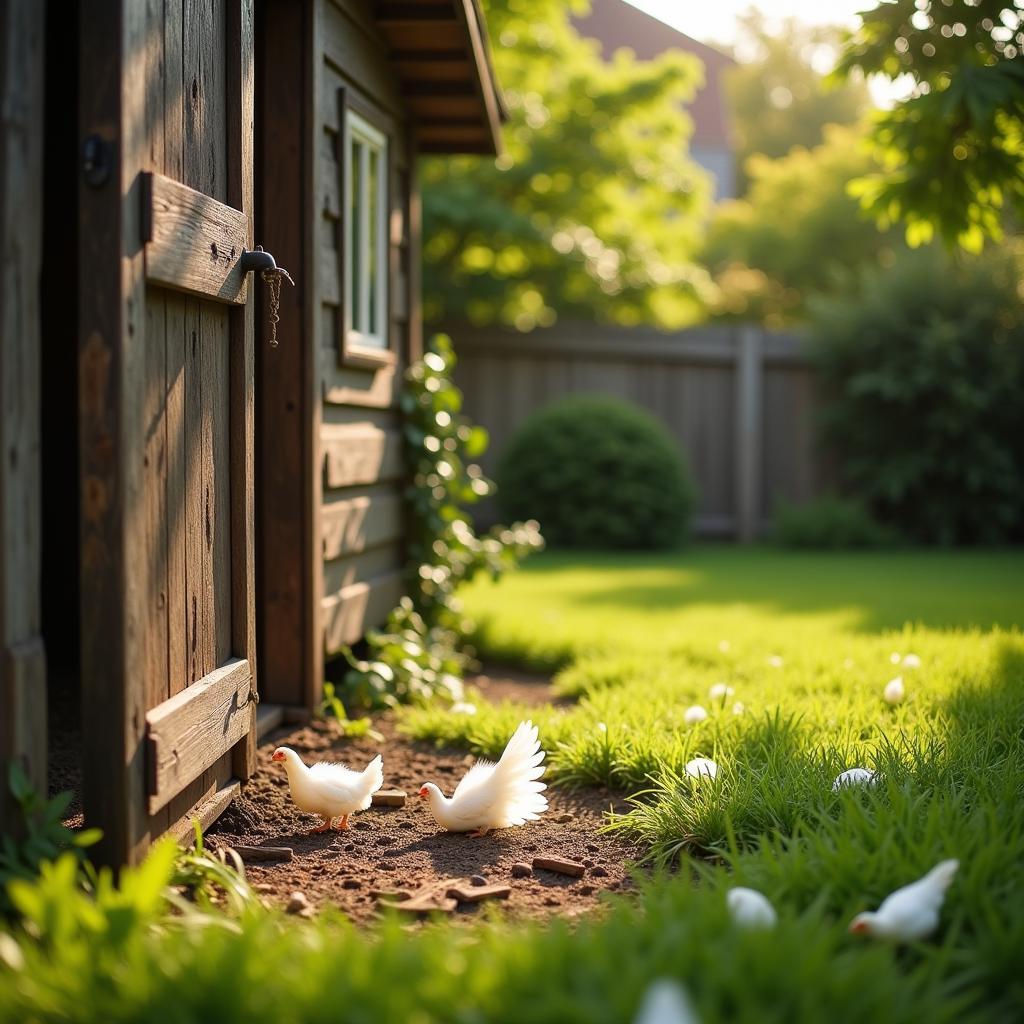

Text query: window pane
(368, 146), (379, 339)
(349, 138), (362, 332)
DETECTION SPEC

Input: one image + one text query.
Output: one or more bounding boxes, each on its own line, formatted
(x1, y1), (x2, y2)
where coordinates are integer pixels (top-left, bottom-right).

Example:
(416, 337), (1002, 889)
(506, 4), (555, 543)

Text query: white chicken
(848, 859), (959, 941)
(832, 767), (877, 791)
(727, 886), (777, 929)
(418, 720), (548, 836)
(271, 747), (384, 833)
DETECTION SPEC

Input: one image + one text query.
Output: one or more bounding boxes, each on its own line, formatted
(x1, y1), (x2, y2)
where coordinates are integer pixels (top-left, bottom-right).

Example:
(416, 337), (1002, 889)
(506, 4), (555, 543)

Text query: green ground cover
(2, 547), (1022, 1022)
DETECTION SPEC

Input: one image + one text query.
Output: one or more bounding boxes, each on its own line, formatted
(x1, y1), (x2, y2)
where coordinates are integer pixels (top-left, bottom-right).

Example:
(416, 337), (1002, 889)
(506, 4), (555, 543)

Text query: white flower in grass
(633, 979), (700, 1024)
(732, 701), (745, 715)
(890, 651), (902, 664)
(727, 887), (777, 929)
(709, 682), (734, 701)
(832, 767), (877, 791)
(450, 702), (477, 715)
(685, 757), (718, 780)
(767, 654), (784, 668)
(884, 676), (905, 705)
(596, 722), (608, 733)
(718, 639), (731, 653)
(902, 653), (922, 669)
(683, 705), (709, 724)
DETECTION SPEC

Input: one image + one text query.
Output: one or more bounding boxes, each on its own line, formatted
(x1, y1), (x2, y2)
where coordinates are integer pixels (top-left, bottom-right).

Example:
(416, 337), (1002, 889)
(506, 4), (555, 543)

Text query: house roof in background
(573, 0), (735, 146)
(374, 0), (506, 156)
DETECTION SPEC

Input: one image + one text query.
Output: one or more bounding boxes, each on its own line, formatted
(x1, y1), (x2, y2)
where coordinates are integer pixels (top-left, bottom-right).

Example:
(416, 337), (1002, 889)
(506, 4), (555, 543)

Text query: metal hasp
(238, 244), (279, 275)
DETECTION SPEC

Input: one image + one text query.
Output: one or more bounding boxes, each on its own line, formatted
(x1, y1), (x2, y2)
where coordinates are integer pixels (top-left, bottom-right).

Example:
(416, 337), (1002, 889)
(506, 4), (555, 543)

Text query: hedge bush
(807, 246), (1024, 545)
(496, 395), (695, 549)
(774, 495), (900, 549)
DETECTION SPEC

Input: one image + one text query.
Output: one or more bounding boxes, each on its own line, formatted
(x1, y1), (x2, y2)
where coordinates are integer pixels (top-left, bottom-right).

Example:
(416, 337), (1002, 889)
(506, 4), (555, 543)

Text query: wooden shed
(0, 0), (501, 865)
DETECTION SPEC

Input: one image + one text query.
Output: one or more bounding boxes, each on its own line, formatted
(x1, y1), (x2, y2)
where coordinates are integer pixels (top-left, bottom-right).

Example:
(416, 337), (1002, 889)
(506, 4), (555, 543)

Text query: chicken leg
(307, 815), (332, 834)
(335, 814), (350, 830)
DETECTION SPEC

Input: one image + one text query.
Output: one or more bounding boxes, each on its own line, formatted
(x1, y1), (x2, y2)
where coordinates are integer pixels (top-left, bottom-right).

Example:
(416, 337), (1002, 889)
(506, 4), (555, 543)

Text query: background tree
(700, 123), (901, 324)
(726, 11), (871, 194)
(837, 0), (1024, 250)
(421, 0), (714, 332)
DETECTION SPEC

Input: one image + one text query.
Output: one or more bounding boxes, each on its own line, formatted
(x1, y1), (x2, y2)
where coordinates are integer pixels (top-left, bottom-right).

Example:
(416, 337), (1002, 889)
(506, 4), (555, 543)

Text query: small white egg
(685, 757), (718, 780)
(883, 676), (905, 704)
(727, 886), (777, 929)
(683, 705), (709, 724)
(633, 979), (699, 1024)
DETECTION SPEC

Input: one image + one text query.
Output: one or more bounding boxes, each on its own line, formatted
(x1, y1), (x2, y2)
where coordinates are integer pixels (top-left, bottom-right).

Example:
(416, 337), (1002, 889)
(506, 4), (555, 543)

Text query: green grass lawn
(3, 547), (1023, 1023)
(399, 546), (1024, 1019)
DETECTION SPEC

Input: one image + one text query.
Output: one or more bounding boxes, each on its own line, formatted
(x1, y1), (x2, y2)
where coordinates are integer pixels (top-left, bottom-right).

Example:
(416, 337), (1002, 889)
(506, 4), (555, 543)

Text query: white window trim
(343, 110), (388, 354)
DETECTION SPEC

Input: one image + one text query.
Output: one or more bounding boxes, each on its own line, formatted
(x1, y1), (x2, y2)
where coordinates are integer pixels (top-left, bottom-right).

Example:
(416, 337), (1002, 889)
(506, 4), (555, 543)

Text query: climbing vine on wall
(330, 335), (543, 712)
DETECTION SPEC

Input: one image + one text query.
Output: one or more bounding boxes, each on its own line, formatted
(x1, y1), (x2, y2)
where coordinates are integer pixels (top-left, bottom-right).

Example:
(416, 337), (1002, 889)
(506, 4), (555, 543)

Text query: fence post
(735, 326), (763, 542)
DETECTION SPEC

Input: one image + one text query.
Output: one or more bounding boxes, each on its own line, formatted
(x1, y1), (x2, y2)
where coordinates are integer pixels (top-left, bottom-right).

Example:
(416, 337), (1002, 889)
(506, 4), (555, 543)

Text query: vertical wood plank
(122, 0), (155, 864)
(183, 300), (204, 685)
(735, 325), (763, 543)
(307, 0), (326, 710)
(183, 0), (227, 201)
(207, 308), (231, 666)
(166, 295), (188, 697)
(199, 305), (218, 680)
(228, 0), (257, 779)
(142, 290), (171, 712)
(164, 0), (185, 181)
(79, 0), (129, 867)
(254, 0), (305, 710)
(0, 0), (46, 828)
(143, 288), (170, 838)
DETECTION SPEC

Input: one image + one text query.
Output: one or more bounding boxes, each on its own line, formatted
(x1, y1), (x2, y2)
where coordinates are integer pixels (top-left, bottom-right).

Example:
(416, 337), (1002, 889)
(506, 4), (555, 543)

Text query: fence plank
(735, 325), (763, 543)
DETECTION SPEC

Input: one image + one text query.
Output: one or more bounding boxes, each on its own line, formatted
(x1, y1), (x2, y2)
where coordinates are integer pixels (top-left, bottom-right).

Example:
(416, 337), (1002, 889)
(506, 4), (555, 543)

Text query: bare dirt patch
(207, 672), (641, 924)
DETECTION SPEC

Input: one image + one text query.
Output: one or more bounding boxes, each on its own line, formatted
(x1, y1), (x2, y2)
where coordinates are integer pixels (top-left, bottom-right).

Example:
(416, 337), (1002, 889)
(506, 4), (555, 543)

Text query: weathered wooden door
(79, 0), (257, 865)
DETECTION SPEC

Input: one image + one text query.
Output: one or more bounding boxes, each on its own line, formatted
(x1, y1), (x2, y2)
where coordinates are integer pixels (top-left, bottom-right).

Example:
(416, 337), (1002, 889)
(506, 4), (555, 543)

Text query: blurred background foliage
(807, 242), (1024, 545)
(836, 0), (1024, 250)
(421, 0), (715, 332)
(701, 123), (900, 325)
(725, 10), (870, 193)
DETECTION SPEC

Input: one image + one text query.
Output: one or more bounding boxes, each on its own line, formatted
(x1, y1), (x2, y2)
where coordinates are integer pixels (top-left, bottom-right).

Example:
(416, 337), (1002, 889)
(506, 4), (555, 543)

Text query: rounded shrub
(495, 394), (695, 549)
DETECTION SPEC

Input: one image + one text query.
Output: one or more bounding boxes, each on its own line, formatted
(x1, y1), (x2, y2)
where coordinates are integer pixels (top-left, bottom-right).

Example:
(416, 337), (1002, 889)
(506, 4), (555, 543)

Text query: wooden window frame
(336, 89), (393, 369)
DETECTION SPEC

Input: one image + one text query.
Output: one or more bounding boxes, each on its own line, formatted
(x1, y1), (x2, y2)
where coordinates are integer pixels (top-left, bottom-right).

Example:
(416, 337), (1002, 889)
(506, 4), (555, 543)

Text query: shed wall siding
(317, 0), (414, 655)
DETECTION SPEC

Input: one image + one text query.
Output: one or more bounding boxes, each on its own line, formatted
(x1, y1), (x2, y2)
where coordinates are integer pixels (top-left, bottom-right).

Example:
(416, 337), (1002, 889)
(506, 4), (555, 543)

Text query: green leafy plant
(807, 244), (1024, 544)
(774, 495), (901, 549)
(0, 762), (99, 915)
(496, 394), (695, 549)
(169, 823), (253, 914)
(836, 0), (1024, 250)
(330, 335), (543, 711)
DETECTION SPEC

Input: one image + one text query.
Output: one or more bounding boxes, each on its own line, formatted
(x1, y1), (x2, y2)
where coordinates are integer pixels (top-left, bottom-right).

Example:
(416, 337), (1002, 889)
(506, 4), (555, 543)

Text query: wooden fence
(449, 323), (833, 540)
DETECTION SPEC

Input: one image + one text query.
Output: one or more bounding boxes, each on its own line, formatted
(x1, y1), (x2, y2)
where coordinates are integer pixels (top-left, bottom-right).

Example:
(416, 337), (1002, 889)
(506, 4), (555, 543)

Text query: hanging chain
(261, 266), (295, 348)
